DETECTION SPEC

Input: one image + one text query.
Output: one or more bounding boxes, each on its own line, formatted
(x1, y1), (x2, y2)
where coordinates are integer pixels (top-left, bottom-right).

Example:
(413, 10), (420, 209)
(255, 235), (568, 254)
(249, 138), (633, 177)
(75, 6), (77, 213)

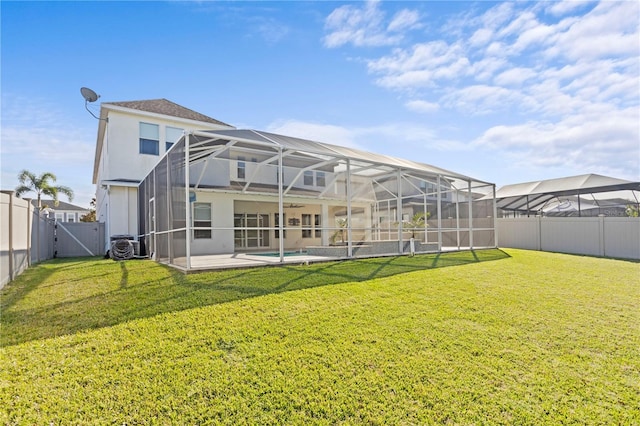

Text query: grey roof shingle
(105, 99), (232, 127)
(33, 200), (89, 211)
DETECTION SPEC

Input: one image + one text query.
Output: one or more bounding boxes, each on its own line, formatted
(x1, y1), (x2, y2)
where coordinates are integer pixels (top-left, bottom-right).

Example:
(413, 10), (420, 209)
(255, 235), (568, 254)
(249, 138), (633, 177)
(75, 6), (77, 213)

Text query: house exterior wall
(187, 191), (374, 256)
(94, 105), (233, 249)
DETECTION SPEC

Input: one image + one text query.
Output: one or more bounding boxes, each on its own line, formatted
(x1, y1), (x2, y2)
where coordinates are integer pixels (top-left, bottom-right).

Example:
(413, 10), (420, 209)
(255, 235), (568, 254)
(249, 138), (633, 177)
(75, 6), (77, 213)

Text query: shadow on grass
(1, 249), (510, 346)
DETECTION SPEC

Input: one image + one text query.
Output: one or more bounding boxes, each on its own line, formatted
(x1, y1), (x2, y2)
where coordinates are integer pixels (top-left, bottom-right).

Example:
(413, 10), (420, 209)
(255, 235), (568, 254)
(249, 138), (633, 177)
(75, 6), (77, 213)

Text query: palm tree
(15, 170), (74, 211)
(402, 211), (430, 239)
(330, 218), (348, 245)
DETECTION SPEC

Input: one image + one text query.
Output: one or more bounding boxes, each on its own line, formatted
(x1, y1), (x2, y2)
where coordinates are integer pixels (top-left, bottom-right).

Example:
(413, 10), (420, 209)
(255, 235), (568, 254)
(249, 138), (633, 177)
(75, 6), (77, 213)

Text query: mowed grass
(1, 250), (638, 424)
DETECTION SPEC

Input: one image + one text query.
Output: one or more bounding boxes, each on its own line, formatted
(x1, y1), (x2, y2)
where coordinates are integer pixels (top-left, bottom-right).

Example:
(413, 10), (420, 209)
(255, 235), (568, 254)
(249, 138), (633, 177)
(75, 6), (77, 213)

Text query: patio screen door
(234, 213), (270, 248)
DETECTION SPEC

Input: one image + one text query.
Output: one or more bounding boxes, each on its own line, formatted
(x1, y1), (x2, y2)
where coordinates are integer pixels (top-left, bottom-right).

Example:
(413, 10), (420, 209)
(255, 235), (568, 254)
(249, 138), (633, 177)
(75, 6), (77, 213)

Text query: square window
(304, 170), (313, 185)
(140, 139), (159, 155)
(165, 126), (183, 153)
(140, 123), (159, 155)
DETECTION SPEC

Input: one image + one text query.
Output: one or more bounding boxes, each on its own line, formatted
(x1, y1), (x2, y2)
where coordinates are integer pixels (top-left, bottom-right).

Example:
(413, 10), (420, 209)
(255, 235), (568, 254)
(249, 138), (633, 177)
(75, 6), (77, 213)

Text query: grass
(1, 249), (638, 424)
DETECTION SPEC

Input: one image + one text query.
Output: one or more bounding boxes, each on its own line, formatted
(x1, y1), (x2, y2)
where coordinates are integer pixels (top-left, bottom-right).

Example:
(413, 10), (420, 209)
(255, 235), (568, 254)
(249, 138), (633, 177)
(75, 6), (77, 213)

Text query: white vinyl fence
(497, 216), (640, 260)
(1, 191), (104, 288)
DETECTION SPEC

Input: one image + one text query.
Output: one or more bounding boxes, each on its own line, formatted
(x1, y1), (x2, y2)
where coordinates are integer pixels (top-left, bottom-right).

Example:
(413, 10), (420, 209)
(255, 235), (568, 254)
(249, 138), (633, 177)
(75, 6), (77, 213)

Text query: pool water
(254, 251), (307, 257)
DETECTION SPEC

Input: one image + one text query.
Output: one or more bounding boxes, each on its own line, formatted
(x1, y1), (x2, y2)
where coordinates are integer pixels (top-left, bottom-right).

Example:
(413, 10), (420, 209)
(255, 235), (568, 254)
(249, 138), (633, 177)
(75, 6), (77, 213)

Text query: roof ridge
(103, 99), (233, 127)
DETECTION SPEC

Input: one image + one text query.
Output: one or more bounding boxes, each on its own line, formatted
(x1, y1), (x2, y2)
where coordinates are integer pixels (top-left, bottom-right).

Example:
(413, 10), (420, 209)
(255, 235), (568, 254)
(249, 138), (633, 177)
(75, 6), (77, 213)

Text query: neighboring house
(92, 99), (234, 248)
(34, 199), (91, 222)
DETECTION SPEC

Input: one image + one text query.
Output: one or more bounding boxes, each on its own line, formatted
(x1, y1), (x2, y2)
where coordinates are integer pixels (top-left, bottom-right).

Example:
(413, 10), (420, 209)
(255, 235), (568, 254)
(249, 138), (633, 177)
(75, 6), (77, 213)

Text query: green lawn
(1, 249), (638, 424)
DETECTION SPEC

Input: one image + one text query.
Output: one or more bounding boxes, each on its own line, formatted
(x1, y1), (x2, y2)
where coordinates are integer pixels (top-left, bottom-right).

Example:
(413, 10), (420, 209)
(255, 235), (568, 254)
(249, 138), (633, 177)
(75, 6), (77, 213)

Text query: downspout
(105, 184), (111, 253)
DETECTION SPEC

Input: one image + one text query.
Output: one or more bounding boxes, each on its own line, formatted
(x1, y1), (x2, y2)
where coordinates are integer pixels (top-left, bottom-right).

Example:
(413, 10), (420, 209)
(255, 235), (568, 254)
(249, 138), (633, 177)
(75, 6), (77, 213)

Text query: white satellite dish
(80, 87), (105, 120)
(80, 87), (100, 103)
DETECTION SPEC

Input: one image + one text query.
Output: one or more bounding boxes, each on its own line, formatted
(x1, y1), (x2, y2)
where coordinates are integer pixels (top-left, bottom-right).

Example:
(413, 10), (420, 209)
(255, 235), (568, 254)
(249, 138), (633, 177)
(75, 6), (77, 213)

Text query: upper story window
(140, 123), (159, 155)
(237, 157), (246, 179)
(316, 171), (326, 187)
(304, 170), (314, 186)
(166, 126), (183, 152)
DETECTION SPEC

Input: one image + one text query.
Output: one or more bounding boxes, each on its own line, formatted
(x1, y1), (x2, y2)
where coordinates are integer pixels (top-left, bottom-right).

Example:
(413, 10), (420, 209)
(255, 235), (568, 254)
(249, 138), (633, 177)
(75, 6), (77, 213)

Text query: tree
(402, 211), (430, 239)
(15, 170), (74, 211)
(80, 197), (97, 222)
(625, 204), (639, 217)
(330, 218), (348, 245)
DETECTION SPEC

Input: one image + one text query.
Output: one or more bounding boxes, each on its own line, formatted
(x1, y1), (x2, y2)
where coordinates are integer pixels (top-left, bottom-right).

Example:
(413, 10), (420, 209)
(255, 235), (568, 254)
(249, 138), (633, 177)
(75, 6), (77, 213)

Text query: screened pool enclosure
(138, 129), (496, 270)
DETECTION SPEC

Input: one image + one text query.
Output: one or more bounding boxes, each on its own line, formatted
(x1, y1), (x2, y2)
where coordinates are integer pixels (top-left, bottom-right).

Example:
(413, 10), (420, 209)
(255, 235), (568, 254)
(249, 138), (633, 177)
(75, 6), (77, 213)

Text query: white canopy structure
(493, 174), (640, 217)
(138, 129), (497, 270)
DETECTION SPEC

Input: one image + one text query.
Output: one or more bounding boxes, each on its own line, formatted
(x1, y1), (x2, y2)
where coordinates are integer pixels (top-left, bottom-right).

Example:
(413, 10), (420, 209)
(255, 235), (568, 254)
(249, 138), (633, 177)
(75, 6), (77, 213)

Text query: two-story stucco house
(92, 99), (234, 248)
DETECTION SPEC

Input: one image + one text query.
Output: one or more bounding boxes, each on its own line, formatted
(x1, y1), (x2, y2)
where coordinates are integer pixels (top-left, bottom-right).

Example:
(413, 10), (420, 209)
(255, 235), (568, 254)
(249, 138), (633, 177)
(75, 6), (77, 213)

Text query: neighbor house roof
(491, 174), (640, 212)
(33, 199), (89, 211)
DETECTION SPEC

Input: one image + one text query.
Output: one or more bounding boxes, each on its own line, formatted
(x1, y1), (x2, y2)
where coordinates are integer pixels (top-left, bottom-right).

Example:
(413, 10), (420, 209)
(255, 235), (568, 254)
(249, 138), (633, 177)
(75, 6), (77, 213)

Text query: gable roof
(93, 99), (234, 184)
(104, 99), (232, 127)
(33, 199), (89, 211)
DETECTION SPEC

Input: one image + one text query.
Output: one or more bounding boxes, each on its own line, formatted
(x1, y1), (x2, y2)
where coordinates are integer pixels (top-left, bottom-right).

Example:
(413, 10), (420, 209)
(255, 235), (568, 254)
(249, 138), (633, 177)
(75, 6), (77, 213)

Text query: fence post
(598, 215), (605, 257)
(9, 192), (14, 280)
(26, 198), (32, 266)
(1, 190), (16, 281)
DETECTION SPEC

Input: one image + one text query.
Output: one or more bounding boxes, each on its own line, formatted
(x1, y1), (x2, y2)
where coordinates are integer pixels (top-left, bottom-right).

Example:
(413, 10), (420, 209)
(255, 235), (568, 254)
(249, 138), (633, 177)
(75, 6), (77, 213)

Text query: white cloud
(469, 28), (493, 47)
(0, 95), (96, 206)
(266, 120), (361, 149)
(473, 106), (639, 179)
(493, 67), (537, 86)
(442, 85), (531, 115)
(387, 9), (421, 32)
(405, 100), (439, 114)
(265, 119), (468, 156)
(546, 0), (595, 17)
(368, 41), (470, 89)
(323, 0), (419, 48)
(544, 1), (640, 61)
(322, 1), (640, 180)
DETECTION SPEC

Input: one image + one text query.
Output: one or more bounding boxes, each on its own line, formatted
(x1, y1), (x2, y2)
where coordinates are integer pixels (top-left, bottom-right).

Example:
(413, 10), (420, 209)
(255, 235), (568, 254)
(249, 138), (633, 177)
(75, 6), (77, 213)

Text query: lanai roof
(183, 129), (491, 186)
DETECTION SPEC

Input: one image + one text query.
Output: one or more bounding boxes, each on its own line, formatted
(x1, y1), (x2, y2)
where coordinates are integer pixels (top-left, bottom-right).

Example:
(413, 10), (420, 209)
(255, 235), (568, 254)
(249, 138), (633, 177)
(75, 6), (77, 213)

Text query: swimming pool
(253, 251), (308, 257)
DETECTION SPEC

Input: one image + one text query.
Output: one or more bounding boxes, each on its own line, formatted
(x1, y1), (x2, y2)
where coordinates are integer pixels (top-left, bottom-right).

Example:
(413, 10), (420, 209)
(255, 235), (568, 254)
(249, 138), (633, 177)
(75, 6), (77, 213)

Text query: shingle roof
(105, 99), (232, 127)
(33, 200), (89, 211)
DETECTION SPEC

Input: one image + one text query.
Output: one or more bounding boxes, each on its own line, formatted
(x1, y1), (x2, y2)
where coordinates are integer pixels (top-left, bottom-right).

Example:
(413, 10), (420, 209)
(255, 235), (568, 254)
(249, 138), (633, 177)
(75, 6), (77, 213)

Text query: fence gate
(55, 222), (105, 257)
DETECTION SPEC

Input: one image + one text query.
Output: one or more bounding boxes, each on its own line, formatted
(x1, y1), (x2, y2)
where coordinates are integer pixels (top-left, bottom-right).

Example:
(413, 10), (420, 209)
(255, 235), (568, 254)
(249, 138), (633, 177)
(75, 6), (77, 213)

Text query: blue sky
(1, 0), (638, 208)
